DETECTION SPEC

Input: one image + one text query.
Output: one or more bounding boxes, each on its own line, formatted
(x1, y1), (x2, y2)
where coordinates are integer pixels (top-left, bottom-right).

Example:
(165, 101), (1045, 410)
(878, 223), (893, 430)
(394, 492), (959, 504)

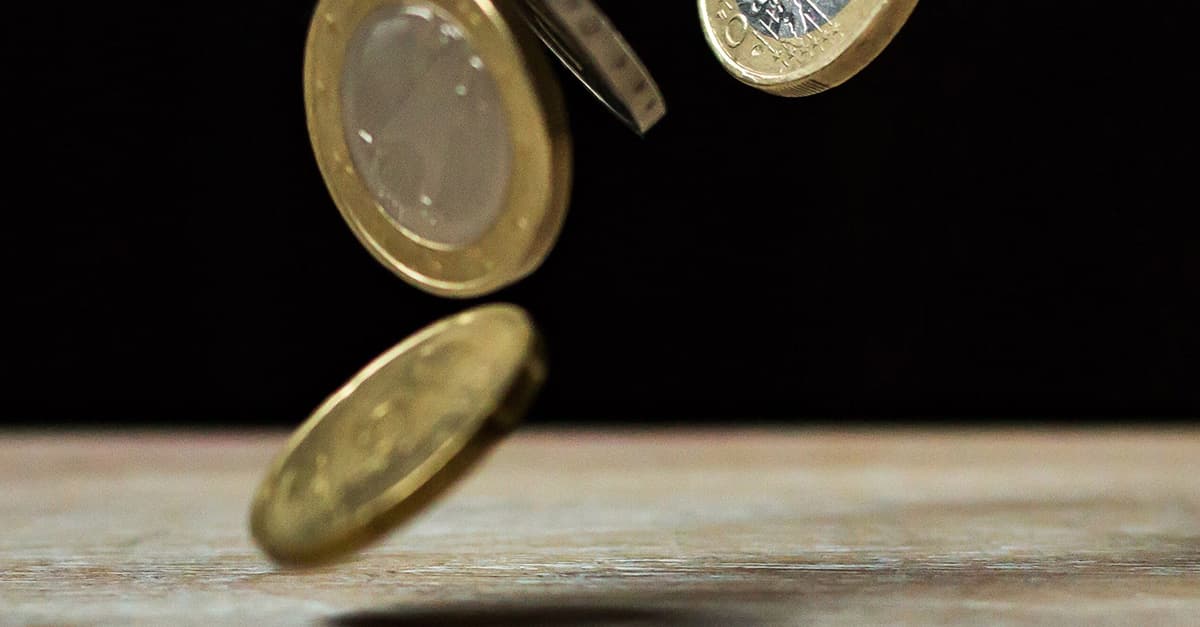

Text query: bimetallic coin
(250, 304), (546, 566)
(306, 0), (571, 297)
(700, 0), (918, 96)
(519, 0), (666, 135)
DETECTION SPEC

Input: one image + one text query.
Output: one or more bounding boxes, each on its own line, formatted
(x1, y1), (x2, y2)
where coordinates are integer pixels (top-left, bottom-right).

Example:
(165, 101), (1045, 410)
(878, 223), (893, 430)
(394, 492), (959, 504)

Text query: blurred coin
(519, 0), (666, 134)
(699, 0), (918, 96)
(306, 0), (571, 297)
(250, 304), (545, 566)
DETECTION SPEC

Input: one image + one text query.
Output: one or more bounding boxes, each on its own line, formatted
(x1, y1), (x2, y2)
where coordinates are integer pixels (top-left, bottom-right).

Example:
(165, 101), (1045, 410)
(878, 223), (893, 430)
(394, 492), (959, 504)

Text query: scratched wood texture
(2, 429), (1199, 625)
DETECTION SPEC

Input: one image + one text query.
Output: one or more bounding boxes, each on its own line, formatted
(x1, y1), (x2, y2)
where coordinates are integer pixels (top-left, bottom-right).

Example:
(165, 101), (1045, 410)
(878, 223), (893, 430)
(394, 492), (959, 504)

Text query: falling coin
(250, 303), (546, 566)
(306, 0), (572, 297)
(519, 0), (666, 134)
(699, 0), (918, 96)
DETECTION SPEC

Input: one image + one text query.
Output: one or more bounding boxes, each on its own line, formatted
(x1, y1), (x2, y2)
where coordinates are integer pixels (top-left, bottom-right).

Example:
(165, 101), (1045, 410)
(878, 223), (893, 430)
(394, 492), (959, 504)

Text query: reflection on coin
(699, 0), (918, 96)
(306, 0), (571, 297)
(250, 304), (546, 566)
(519, 0), (666, 135)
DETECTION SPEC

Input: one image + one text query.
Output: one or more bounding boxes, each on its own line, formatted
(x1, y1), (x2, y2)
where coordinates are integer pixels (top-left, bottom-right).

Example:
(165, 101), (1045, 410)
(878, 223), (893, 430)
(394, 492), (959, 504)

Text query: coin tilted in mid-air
(250, 304), (546, 566)
(699, 0), (918, 96)
(519, 0), (666, 135)
(306, 0), (572, 298)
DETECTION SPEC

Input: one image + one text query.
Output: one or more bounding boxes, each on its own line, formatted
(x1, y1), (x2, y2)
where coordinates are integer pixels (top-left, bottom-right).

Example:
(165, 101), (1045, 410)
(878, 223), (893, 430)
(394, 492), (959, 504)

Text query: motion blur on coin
(251, 304), (545, 566)
(699, 0), (918, 95)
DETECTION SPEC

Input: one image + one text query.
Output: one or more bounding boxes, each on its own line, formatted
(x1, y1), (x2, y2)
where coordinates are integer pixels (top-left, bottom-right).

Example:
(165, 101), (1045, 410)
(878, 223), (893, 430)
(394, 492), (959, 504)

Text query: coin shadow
(329, 601), (753, 626)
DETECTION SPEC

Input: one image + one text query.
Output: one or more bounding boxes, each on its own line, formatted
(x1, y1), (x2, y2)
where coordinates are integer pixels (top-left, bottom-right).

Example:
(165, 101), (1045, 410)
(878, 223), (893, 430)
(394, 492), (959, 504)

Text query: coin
(699, 0), (918, 96)
(519, 0), (666, 135)
(249, 303), (546, 566)
(306, 0), (571, 298)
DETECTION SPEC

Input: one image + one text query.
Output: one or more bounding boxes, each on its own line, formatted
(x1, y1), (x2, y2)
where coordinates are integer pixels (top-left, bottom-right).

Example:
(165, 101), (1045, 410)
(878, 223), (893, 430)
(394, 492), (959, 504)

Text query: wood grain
(2, 429), (1198, 625)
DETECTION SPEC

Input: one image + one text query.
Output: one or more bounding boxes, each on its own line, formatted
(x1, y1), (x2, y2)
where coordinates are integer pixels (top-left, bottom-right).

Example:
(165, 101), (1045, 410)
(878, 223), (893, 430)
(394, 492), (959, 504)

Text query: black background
(6, 2), (1198, 427)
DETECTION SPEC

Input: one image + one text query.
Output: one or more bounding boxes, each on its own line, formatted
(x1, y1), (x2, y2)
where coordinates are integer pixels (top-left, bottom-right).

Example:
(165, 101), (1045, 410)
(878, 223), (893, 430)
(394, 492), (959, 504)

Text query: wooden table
(3, 429), (1198, 625)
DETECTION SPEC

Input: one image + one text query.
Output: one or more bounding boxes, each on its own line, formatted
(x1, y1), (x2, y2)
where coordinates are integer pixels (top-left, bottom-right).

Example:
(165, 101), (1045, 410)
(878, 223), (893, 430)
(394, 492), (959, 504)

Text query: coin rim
(519, 0), (666, 134)
(698, 0), (919, 96)
(305, 0), (572, 297)
(249, 303), (543, 566)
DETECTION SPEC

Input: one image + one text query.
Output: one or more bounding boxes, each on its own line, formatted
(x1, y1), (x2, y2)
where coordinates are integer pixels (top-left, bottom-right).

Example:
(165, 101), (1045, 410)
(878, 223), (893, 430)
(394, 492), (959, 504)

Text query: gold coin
(249, 304), (545, 566)
(305, 0), (571, 298)
(699, 0), (918, 96)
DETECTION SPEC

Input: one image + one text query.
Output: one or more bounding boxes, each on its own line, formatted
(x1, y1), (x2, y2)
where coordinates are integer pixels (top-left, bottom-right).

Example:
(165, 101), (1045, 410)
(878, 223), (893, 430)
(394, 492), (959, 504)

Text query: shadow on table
(330, 601), (753, 626)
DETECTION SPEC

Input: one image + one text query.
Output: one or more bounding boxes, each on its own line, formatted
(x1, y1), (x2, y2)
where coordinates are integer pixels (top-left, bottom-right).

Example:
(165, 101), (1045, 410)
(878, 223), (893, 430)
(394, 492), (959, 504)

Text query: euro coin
(249, 303), (546, 566)
(519, 0), (666, 134)
(699, 0), (918, 96)
(305, 0), (571, 298)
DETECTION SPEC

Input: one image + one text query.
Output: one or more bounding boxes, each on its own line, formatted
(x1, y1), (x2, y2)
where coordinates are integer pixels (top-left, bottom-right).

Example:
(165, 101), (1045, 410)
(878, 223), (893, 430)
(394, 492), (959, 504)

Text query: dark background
(6, 2), (1198, 427)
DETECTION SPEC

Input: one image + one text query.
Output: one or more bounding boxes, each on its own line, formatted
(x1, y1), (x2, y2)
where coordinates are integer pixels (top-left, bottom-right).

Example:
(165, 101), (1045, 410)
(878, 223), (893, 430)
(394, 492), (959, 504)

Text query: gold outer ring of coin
(249, 303), (546, 566)
(305, 0), (572, 298)
(699, 0), (919, 96)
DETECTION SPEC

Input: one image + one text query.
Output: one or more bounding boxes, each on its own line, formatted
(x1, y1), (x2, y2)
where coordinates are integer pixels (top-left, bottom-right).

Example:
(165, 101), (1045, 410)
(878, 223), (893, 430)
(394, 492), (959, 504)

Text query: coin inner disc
(341, 3), (513, 248)
(737, 0), (849, 39)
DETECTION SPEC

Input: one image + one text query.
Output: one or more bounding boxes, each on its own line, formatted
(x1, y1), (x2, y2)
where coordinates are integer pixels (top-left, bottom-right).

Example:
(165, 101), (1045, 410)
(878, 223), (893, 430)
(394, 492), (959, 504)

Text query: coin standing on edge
(250, 304), (546, 566)
(519, 0), (666, 135)
(306, 0), (572, 298)
(699, 0), (918, 96)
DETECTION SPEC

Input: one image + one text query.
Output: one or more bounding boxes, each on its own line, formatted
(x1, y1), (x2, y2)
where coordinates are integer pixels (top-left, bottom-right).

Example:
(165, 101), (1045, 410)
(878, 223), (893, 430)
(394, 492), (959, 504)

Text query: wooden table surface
(2, 428), (1198, 625)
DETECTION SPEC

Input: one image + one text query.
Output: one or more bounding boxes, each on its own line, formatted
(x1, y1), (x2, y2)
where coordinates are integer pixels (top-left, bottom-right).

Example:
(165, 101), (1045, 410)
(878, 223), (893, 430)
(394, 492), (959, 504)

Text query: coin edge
(698, 0), (919, 97)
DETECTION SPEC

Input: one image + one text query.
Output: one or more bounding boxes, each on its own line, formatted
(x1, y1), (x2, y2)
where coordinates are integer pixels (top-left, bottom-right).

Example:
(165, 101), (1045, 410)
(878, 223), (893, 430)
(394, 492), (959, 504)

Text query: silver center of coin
(737, 0), (850, 39)
(341, 4), (512, 248)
